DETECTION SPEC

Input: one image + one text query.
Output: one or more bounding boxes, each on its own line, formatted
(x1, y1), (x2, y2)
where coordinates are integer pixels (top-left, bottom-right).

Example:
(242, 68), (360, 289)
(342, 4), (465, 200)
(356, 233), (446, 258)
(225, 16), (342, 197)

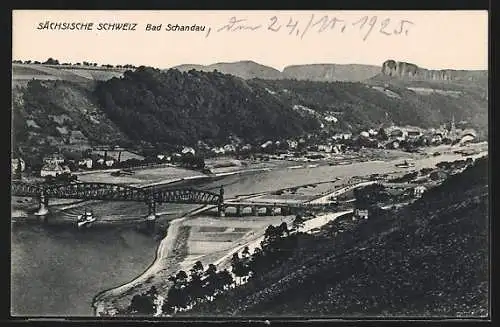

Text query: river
(10, 147), (486, 316)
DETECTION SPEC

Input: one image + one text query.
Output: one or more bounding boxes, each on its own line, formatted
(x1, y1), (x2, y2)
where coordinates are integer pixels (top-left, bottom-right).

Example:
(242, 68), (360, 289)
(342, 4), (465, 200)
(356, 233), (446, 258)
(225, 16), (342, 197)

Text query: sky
(12, 10), (488, 71)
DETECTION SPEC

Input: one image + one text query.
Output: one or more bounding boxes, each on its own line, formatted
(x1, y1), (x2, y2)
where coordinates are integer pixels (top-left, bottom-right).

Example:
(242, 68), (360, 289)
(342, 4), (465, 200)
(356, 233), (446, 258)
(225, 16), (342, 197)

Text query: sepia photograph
(11, 10), (489, 319)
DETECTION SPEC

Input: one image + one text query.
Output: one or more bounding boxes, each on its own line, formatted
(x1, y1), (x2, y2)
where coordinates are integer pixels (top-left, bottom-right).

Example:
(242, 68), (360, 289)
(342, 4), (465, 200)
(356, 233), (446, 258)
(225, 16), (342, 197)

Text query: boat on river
(76, 209), (96, 228)
(395, 160), (416, 168)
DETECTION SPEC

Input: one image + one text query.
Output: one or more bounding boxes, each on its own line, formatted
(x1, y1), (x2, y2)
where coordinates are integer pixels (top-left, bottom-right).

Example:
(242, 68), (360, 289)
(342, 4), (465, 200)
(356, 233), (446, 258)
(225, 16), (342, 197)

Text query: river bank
(91, 147), (486, 315)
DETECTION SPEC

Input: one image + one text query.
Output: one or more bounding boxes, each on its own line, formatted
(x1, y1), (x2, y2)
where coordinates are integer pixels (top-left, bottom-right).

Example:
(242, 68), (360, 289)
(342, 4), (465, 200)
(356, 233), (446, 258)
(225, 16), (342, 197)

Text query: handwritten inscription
(34, 15), (415, 41)
(213, 15), (415, 40)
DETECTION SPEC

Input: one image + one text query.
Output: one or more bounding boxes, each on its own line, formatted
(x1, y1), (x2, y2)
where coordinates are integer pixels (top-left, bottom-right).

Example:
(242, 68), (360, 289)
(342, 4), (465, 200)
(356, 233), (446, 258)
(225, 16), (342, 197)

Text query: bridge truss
(11, 181), (222, 205)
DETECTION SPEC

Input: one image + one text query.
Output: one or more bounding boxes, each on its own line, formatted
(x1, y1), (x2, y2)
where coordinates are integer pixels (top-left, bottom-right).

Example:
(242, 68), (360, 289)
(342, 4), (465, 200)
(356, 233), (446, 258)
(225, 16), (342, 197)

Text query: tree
(188, 261), (205, 302)
(231, 252), (246, 285)
(377, 128), (389, 141)
(261, 225), (279, 250)
(216, 269), (234, 290)
(165, 270), (190, 312)
(43, 57), (59, 65)
(204, 263), (218, 300)
(128, 289), (156, 315)
(291, 215), (305, 233)
(278, 221), (290, 238)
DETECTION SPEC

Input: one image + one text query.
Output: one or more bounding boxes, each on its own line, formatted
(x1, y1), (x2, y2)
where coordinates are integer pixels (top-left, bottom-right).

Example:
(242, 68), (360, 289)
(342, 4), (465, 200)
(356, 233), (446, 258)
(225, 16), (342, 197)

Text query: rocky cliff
(381, 60), (487, 82)
(282, 64), (380, 82)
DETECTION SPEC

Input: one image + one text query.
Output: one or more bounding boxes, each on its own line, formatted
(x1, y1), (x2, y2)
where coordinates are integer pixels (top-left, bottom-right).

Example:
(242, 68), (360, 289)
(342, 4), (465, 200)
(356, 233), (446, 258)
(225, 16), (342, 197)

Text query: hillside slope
(251, 78), (488, 138)
(12, 79), (130, 163)
(183, 156), (489, 317)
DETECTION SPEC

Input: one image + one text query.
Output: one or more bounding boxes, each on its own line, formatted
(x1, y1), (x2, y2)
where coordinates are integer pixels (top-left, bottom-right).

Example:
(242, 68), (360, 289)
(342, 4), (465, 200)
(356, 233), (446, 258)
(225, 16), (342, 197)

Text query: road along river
(11, 145), (487, 316)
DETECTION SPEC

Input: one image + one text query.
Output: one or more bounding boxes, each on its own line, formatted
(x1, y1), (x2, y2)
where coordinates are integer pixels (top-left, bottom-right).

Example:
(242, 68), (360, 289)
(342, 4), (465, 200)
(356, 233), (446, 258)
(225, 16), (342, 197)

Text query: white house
(78, 158), (93, 169)
(181, 146), (196, 155)
(105, 159), (115, 167)
(360, 131), (370, 138)
(324, 115), (338, 123)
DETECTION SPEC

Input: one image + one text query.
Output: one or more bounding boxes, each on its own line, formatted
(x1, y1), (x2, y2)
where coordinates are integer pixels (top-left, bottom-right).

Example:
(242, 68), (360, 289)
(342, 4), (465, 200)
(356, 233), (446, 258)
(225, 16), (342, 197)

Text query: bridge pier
(236, 206), (242, 217)
(218, 204), (225, 217)
(35, 193), (49, 216)
(217, 185), (225, 217)
(251, 205), (258, 216)
(265, 207), (273, 216)
(146, 199), (157, 222)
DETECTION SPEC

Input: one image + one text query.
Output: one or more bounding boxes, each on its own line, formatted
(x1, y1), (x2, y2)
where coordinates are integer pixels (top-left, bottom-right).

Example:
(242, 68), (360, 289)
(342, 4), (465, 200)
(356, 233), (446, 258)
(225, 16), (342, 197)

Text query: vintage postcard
(11, 10), (489, 319)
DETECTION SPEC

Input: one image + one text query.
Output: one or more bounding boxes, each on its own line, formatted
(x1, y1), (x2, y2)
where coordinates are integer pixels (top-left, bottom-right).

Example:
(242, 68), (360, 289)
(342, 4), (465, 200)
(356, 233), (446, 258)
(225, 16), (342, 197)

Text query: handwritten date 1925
(214, 15), (414, 41)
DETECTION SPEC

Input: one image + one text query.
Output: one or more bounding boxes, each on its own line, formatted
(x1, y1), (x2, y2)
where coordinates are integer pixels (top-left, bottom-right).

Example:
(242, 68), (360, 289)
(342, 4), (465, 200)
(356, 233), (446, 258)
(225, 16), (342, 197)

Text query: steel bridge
(11, 181), (224, 218)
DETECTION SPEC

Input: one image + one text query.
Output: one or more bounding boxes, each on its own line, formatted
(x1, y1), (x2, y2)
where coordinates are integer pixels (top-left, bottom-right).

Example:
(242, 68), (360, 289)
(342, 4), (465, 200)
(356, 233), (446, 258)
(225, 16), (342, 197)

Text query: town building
(11, 157), (26, 175)
(181, 146), (196, 156)
(211, 147), (225, 155)
(241, 144), (253, 151)
(286, 139), (298, 149)
(318, 144), (333, 153)
(261, 140), (273, 149)
(40, 162), (71, 177)
(354, 208), (369, 219)
(406, 129), (423, 140)
(78, 158), (93, 169)
(105, 159), (115, 167)
(223, 144), (236, 153)
(413, 185), (427, 198)
(43, 154), (65, 165)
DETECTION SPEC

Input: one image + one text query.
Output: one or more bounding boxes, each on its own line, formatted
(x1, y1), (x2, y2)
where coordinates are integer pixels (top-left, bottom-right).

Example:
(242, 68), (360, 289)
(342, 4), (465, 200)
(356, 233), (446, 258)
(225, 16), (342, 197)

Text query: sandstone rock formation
(381, 60), (487, 82)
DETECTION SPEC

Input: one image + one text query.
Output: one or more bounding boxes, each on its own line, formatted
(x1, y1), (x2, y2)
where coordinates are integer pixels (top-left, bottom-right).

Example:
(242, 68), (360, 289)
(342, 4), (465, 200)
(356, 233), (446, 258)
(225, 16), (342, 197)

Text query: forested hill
(249, 78), (488, 137)
(95, 67), (320, 146)
(183, 156), (489, 317)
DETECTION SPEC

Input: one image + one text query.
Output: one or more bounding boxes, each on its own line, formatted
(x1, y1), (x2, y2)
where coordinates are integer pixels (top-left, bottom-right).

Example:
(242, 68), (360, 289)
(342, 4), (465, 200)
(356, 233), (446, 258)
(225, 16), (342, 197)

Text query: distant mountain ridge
(171, 61), (282, 80)
(171, 61), (381, 82)
(171, 60), (487, 83)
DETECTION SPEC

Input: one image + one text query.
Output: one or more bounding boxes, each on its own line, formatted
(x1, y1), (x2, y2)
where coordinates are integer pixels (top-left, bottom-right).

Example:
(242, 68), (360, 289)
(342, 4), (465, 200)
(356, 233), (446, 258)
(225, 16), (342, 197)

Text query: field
(76, 165), (205, 187)
(12, 64), (125, 84)
(92, 150), (144, 161)
(180, 215), (295, 271)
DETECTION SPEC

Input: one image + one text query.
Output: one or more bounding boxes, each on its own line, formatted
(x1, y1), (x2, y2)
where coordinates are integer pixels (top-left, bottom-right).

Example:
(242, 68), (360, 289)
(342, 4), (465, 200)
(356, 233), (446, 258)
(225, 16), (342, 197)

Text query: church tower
(450, 115), (457, 140)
